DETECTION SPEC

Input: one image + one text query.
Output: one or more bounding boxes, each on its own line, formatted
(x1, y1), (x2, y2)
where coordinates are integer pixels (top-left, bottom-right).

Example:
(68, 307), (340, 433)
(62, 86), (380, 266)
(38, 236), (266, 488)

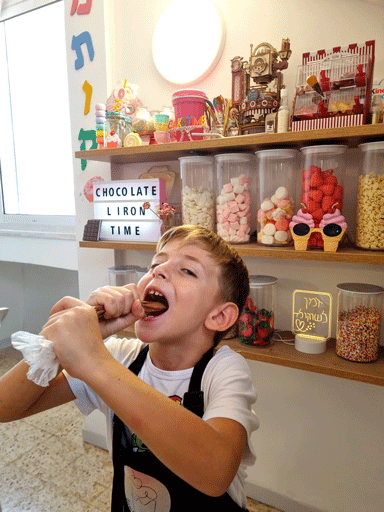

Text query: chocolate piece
(83, 219), (101, 241)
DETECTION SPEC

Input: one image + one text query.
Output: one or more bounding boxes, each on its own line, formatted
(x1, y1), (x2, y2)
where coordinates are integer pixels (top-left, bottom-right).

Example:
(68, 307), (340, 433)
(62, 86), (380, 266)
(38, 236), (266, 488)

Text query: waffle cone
(290, 229), (311, 251)
(322, 230), (345, 252)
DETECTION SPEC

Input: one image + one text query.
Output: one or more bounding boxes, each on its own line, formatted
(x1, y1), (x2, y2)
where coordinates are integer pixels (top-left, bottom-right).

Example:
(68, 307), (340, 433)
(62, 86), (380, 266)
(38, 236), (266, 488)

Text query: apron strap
(183, 346), (214, 418)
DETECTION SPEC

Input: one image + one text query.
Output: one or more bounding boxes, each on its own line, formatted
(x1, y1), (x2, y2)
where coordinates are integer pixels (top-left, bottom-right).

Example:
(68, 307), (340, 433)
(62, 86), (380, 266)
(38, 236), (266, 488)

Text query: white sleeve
(63, 337), (145, 416)
(201, 345), (259, 465)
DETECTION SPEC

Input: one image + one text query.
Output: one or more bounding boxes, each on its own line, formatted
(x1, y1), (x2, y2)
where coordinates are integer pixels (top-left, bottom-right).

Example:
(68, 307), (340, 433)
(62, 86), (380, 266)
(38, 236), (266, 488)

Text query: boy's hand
(50, 285), (144, 339)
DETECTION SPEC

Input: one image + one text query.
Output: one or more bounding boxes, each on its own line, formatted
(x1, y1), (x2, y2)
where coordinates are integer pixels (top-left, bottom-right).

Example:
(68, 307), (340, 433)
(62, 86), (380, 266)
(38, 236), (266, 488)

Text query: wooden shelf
(80, 240), (384, 265)
(75, 124), (384, 164)
(218, 335), (384, 387)
(117, 328), (384, 387)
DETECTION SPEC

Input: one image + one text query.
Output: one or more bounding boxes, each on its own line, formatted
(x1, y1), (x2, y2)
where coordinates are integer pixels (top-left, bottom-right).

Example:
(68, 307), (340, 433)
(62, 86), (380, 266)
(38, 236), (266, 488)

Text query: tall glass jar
(300, 145), (346, 249)
(215, 153), (254, 244)
(179, 156), (215, 231)
(336, 283), (384, 362)
(356, 141), (384, 250)
(105, 112), (125, 148)
(255, 149), (298, 246)
(239, 275), (277, 346)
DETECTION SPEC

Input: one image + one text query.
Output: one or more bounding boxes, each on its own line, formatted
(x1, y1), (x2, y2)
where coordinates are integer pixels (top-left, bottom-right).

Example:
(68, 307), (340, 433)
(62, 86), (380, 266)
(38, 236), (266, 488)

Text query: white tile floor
(0, 346), (282, 512)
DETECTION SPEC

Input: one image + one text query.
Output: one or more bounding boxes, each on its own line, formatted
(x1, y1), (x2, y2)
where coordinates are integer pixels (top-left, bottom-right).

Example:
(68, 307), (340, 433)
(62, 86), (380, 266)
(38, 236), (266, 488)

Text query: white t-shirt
(64, 337), (259, 508)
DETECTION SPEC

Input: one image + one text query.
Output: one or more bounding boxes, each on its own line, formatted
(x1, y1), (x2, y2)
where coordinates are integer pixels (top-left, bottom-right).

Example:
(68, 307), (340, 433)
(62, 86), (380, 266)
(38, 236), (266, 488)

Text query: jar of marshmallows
(215, 153), (254, 244)
(255, 149), (298, 246)
(179, 156), (215, 232)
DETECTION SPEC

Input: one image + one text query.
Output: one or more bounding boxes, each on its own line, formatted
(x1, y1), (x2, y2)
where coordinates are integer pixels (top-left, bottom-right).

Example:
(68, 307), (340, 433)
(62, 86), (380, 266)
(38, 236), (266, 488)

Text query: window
(0, 0), (75, 231)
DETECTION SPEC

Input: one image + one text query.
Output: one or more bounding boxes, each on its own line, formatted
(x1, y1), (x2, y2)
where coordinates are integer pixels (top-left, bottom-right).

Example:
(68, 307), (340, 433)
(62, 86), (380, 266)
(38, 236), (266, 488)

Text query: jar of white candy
(255, 149), (298, 246)
(179, 156), (215, 232)
(215, 153), (254, 244)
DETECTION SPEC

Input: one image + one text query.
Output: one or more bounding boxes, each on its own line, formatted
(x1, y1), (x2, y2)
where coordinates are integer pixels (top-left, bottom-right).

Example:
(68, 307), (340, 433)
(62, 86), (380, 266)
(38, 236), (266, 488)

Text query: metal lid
(336, 283), (384, 295)
(250, 275), (278, 286)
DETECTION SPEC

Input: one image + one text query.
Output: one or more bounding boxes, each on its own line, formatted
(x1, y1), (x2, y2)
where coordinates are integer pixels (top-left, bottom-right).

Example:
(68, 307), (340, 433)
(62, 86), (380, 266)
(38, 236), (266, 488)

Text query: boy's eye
(182, 268), (196, 277)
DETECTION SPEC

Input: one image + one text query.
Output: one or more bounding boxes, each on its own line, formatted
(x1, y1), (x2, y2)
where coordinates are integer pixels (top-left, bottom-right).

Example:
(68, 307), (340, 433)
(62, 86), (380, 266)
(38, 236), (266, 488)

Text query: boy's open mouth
(143, 290), (169, 317)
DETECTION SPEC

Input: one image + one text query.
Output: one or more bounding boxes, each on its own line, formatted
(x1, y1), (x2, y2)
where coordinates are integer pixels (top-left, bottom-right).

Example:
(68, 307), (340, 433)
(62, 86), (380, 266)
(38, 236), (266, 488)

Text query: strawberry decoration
(319, 184), (335, 196)
(239, 298), (274, 346)
(309, 169), (324, 188)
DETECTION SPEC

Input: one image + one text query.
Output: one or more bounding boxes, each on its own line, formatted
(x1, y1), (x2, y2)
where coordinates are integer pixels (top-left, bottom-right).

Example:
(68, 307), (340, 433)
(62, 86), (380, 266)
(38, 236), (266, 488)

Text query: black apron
(111, 345), (248, 511)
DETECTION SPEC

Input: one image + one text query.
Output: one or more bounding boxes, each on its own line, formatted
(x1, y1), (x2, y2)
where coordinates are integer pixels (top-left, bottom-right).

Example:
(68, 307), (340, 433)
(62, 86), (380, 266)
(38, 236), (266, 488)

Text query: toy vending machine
(292, 40), (375, 131)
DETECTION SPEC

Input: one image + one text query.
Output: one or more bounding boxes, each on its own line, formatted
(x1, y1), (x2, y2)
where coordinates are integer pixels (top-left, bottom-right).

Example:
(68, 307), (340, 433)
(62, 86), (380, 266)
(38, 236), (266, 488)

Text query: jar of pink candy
(255, 149), (298, 246)
(336, 283), (384, 362)
(215, 153), (254, 244)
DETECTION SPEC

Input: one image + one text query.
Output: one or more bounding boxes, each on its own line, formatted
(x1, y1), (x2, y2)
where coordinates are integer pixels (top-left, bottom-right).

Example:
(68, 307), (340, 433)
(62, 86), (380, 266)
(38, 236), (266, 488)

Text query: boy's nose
(152, 263), (168, 280)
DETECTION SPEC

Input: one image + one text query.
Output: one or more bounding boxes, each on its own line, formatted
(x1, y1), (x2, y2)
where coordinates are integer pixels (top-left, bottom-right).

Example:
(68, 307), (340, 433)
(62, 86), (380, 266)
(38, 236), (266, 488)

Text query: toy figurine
(230, 39), (292, 134)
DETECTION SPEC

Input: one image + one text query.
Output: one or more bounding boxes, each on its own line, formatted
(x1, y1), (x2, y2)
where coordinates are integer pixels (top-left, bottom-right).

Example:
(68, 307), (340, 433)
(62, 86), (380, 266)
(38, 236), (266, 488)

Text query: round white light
(152, 0), (226, 85)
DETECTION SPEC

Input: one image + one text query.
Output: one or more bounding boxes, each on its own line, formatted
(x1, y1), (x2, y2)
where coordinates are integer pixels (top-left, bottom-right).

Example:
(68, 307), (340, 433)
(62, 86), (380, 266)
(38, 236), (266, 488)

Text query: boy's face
(135, 239), (222, 346)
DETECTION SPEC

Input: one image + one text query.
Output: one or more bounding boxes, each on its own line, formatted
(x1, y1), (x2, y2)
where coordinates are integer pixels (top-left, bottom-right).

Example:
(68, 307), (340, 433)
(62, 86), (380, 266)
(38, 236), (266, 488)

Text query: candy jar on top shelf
(299, 145), (346, 249)
(132, 106), (155, 144)
(105, 112), (126, 148)
(255, 149), (298, 246)
(215, 153), (254, 244)
(336, 283), (384, 362)
(356, 141), (384, 250)
(179, 156), (215, 232)
(239, 275), (277, 347)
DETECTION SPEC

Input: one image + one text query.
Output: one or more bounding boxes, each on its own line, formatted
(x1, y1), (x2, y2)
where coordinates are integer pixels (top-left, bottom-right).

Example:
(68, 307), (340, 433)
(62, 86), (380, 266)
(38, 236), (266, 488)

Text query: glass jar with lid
(255, 149), (298, 246)
(356, 141), (384, 250)
(336, 283), (384, 362)
(179, 156), (215, 232)
(215, 153), (254, 244)
(300, 145), (346, 249)
(105, 112), (125, 148)
(239, 275), (277, 346)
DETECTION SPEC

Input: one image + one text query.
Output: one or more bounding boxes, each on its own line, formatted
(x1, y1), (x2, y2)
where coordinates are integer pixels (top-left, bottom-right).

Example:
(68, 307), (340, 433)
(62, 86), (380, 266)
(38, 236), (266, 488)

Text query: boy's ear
(204, 302), (239, 333)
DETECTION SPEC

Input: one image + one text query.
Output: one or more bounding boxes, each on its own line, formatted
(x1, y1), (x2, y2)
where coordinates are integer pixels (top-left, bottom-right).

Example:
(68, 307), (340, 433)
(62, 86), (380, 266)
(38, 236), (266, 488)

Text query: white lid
(280, 88), (288, 97)
(359, 141), (384, 152)
(336, 283), (384, 295)
(301, 145), (347, 155)
(214, 153), (253, 162)
(250, 275), (278, 286)
(256, 148), (297, 159)
(178, 156), (214, 164)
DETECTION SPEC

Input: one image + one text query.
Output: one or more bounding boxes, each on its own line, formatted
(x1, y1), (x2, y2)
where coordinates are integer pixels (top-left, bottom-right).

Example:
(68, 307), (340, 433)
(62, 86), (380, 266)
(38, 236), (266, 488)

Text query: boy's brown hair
(157, 225), (250, 345)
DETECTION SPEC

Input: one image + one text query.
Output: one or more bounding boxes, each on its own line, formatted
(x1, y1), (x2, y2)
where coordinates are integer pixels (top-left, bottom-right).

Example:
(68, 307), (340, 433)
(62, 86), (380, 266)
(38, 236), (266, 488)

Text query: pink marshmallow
(235, 193), (245, 204)
(222, 207), (230, 219)
(230, 204), (240, 213)
(228, 213), (238, 222)
(223, 183), (233, 193)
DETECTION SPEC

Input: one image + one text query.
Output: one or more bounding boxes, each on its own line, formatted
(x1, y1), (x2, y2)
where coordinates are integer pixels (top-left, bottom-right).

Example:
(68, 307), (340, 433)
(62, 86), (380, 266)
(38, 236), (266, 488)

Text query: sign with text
(93, 179), (166, 241)
(292, 290), (332, 340)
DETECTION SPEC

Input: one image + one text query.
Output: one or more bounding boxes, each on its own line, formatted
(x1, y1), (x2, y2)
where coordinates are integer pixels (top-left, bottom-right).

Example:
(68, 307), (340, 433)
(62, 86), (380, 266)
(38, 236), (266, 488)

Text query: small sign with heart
(292, 290), (332, 341)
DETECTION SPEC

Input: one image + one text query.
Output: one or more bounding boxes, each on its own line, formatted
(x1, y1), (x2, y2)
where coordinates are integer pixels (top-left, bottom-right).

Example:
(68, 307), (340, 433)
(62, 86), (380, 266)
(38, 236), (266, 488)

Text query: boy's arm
(0, 360), (75, 422)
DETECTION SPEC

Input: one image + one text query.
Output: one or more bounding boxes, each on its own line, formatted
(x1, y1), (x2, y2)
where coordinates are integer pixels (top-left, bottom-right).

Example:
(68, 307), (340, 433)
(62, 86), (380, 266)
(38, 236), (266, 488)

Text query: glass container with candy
(215, 153), (254, 244)
(105, 112), (125, 148)
(300, 145), (346, 249)
(336, 283), (384, 362)
(239, 275), (277, 346)
(255, 149), (298, 246)
(179, 156), (215, 232)
(356, 141), (384, 250)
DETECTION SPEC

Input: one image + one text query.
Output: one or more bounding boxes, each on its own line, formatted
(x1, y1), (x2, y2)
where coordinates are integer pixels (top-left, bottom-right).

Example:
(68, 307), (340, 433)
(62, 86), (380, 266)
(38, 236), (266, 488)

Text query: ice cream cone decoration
(289, 207), (315, 251)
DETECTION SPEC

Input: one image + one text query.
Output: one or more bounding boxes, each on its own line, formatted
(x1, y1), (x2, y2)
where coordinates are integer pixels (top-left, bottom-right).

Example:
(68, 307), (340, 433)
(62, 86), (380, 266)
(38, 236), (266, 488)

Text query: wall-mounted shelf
(118, 328), (384, 387)
(219, 335), (384, 387)
(75, 124), (384, 164)
(80, 240), (384, 265)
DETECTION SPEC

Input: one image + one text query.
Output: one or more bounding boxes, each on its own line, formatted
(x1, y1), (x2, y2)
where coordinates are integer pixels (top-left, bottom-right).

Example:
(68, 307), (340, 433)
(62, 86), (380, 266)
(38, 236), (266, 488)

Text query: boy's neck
(148, 339), (214, 371)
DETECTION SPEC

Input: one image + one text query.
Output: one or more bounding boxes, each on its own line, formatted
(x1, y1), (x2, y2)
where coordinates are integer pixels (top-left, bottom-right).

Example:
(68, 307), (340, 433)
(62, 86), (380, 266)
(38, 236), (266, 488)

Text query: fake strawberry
(309, 169), (324, 188)
(321, 195), (336, 213)
(308, 189), (323, 202)
(307, 200), (321, 213)
(333, 184), (344, 199)
(319, 184), (335, 196)
(322, 168), (334, 178)
(257, 321), (271, 339)
(323, 175), (338, 186)
(312, 208), (324, 222)
(302, 180), (311, 192)
(258, 309), (272, 322)
(244, 297), (257, 313)
(308, 234), (317, 247)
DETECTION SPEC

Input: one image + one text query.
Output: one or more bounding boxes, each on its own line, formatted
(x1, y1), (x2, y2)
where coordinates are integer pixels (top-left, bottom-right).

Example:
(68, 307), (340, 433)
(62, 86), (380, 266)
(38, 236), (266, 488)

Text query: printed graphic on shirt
(125, 466), (171, 512)
(131, 395), (182, 454)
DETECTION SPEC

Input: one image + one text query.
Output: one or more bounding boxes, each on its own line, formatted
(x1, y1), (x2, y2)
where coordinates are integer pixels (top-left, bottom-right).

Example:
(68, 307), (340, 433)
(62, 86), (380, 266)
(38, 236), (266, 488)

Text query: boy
(0, 225), (258, 511)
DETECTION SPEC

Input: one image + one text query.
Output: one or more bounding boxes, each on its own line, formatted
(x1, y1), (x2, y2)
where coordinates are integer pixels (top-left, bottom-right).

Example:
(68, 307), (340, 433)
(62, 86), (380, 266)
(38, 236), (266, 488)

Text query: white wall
(66, 1), (384, 511)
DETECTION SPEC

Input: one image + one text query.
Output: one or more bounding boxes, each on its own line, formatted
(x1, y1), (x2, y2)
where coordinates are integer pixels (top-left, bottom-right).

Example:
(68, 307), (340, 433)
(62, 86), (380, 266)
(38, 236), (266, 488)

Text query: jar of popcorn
(215, 153), (254, 244)
(179, 156), (215, 231)
(356, 141), (384, 250)
(239, 275), (277, 346)
(336, 283), (384, 362)
(255, 149), (298, 246)
(300, 145), (346, 249)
